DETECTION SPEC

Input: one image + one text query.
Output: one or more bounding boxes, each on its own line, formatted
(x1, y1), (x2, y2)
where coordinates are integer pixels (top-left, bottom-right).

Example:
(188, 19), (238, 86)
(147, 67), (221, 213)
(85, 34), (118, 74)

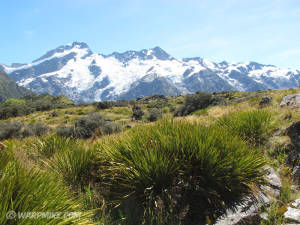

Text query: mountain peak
(107, 47), (172, 62)
(148, 46), (171, 60)
(67, 42), (90, 49)
(32, 41), (92, 63)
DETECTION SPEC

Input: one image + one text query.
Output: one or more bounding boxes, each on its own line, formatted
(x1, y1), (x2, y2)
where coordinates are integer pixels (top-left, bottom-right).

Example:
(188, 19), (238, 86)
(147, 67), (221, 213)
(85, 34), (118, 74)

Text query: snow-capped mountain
(1, 42), (300, 102)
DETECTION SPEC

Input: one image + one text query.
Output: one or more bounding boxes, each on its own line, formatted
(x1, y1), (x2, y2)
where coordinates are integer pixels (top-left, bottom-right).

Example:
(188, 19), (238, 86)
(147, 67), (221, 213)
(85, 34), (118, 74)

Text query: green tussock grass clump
(98, 119), (266, 223)
(217, 109), (272, 145)
(43, 140), (96, 187)
(29, 134), (79, 159)
(0, 150), (93, 225)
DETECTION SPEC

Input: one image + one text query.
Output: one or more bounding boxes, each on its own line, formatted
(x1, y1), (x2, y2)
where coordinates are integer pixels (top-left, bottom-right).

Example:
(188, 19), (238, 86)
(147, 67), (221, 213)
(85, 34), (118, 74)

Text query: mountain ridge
(0, 70), (33, 102)
(1, 42), (300, 102)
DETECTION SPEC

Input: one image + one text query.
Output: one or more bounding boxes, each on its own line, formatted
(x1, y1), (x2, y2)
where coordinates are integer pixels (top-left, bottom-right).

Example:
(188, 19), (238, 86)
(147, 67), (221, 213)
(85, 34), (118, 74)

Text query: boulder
(284, 207), (300, 223)
(213, 166), (281, 225)
(292, 166), (300, 186)
(259, 96), (273, 107)
(285, 122), (300, 186)
(262, 166), (282, 196)
(287, 121), (300, 149)
(280, 94), (300, 107)
(285, 150), (300, 167)
(213, 195), (263, 225)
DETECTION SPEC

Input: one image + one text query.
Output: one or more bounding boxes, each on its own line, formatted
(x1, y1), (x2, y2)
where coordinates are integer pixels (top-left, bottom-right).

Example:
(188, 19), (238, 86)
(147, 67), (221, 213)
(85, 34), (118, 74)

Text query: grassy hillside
(0, 70), (32, 102)
(1, 88), (300, 224)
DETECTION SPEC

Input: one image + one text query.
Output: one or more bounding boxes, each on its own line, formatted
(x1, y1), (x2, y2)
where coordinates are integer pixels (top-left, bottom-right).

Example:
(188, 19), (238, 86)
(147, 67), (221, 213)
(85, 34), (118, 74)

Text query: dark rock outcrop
(259, 96), (273, 107)
(287, 121), (300, 149)
(285, 122), (300, 185)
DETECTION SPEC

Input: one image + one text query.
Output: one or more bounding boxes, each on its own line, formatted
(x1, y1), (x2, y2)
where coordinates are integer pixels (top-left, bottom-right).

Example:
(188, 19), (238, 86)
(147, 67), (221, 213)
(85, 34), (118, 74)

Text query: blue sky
(0, 0), (300, 68)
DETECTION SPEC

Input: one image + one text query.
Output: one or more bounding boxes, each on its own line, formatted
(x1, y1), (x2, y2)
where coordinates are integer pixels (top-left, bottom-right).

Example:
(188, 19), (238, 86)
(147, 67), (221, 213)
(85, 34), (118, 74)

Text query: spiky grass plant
(98, 119), (266, 223)
(45, 143), (96, 187)
(216, 109), (272, 145)
(30, 134), (79, 159)
(0, 150), (93, 225)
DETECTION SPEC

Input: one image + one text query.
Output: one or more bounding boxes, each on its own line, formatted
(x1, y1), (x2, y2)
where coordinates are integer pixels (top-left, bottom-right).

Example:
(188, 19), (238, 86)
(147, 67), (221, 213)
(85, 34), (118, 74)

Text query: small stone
(292, 199), (300, 208)
(260, 212), (268, 221)
(264, 166), (282, 189)
(284, 207), (300, 222)
(291, 185), (299, 192)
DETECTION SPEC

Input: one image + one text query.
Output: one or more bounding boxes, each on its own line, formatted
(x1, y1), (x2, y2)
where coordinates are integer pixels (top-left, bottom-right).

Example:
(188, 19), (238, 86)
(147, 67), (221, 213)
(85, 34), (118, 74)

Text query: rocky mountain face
(1, 42), (300, 102)
(0, 70), (32, 102)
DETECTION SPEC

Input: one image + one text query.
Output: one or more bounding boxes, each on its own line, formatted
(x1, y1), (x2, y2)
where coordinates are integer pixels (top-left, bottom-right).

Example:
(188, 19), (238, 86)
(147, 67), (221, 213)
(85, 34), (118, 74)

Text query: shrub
(115, 100), (129, 107)
(174, 92), (212, 116)
(56, 113), (122, 139)
(0, 150), (93, 224)
(96, 101), (115, 110)
(0, 94), (74, 120)
(132, 105), (144, 120)
(0, 101), (32, 120)
(0, 121), (50, 140)
(146, 100), (167, 109)
(100, 122), (122, 135)
(98, 119), (265, 223)
(169, 106), (176, 112)
(56, 126), (75, 138)
(129, 99), (136, 106)
(74, 113), (121, 138)
(148, 109), (162, 122)
(23, 122), (50, 137)
(216, 109), (272, 145)
(51, 111), (59, 117)
(0, 120), (23, 140)
(74, 113), (107, 138)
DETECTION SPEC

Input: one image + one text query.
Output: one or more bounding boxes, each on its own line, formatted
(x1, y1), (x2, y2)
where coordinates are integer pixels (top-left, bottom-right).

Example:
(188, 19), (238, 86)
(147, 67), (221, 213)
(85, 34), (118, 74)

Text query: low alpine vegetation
(56, 112), (122, 139)
(97, 119), (266, 224)
(0, 120), (49, 140)
(0, 149), (93, 225)
(147, 108), (163, 122)
(0, 94), (75, 120)
(29, 134), (79, 159)
(46, 144), (96, 187)
(0, 88), (294, 225)
(132, 105), (144, 120)
(217, 109), (272, 145)
(174, 92), (213, 116)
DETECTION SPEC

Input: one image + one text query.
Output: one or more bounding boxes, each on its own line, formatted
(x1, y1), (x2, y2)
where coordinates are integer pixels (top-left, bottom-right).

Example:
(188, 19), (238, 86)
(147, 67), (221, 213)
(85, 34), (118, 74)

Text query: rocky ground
(212, 94), (300, 225)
